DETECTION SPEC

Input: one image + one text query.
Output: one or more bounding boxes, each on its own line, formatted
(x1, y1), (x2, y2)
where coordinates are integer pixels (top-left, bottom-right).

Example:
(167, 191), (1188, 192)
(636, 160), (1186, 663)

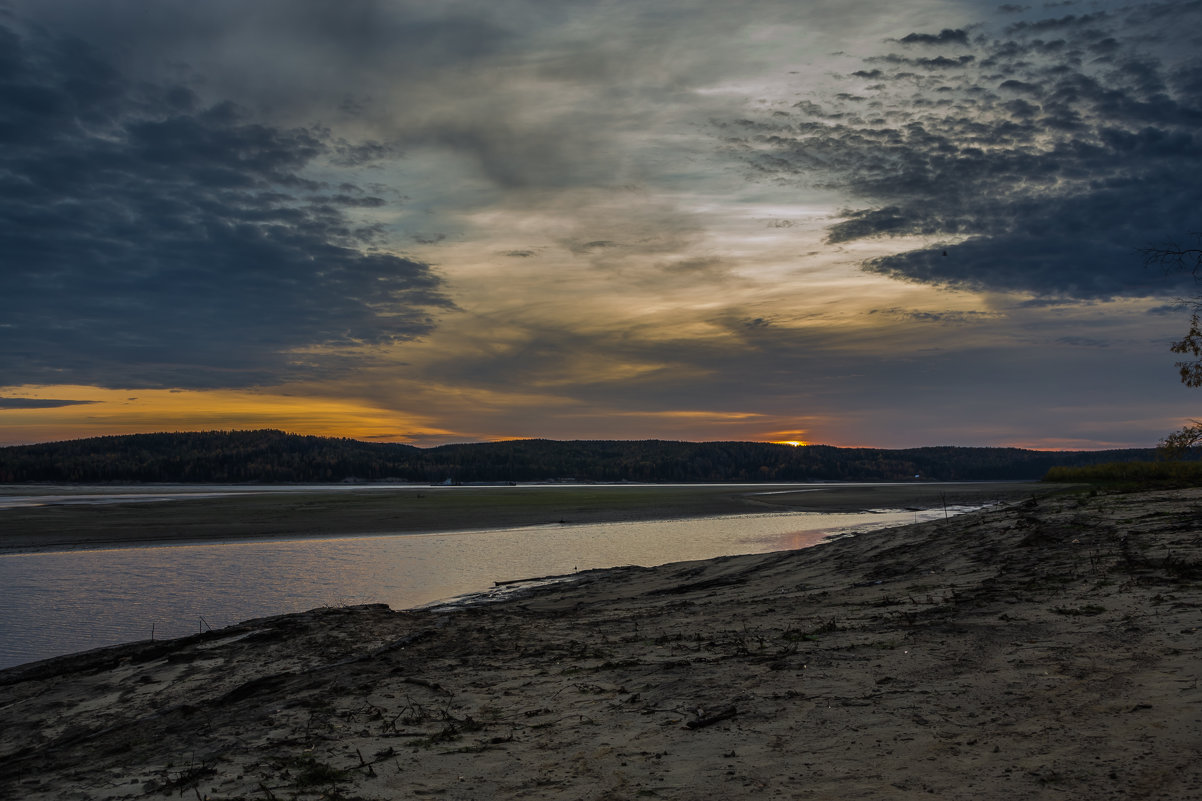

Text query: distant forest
(0, 429), (1167, 483)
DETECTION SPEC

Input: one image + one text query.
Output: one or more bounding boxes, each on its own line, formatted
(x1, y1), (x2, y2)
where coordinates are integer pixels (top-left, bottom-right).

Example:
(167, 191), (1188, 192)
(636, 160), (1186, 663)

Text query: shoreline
(0, 505), (977, 558)
(0, 480), (1055, 554)
(3, 486), (1199, 799)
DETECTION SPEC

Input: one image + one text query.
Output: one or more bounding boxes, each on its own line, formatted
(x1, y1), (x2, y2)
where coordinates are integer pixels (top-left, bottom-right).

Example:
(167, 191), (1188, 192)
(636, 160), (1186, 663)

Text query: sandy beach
(2, 485), (1200, 799)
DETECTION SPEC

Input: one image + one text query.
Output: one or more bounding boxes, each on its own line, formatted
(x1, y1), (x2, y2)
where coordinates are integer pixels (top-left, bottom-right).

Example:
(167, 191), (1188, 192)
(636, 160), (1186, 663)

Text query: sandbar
(0, 481), (1052, 553)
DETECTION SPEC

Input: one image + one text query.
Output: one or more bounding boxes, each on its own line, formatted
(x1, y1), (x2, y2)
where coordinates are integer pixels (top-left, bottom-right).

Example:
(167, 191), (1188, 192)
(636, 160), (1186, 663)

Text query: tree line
(0, 429), (1167, 484)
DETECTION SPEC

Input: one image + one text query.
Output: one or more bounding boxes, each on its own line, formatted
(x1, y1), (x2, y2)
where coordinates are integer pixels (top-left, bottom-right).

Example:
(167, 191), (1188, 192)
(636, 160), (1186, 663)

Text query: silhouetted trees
(1145, 229), (1202, 457)
(0, 430), (1163, 484)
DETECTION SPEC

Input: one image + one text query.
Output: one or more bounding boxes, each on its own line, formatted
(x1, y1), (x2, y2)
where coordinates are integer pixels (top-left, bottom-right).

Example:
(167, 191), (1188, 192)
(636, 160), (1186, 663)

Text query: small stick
(686, 706), (738, 729)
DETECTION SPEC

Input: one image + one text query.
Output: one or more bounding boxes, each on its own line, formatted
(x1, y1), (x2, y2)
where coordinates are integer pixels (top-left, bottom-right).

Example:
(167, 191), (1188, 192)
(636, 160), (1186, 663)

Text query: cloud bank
(733, 1), (1202, 298)
(0, 398), (97, 409)
(0, 18), (451, 389)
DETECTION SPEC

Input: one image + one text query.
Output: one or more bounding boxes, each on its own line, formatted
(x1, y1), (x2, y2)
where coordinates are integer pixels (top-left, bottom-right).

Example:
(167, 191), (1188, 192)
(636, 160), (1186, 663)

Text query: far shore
(0, 481), (1059, 554)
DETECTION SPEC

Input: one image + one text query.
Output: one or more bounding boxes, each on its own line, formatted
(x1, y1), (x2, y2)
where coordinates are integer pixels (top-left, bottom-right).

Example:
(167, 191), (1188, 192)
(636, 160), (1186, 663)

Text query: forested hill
(0, 429), (1161, 483)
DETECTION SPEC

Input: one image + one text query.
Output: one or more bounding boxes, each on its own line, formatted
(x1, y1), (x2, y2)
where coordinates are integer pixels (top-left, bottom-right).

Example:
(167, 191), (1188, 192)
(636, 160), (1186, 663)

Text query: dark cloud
(867, 53), (977, 68)
(6, 1), (515, 94)
(7, 0), (946, 200)
(898, 29), (970, 46)
(0, 398), (99, 409)
(1004, 12), (1111, 34)
(329, 139), (402, 168)
(570, 240), (622, 254)
(1, 0), (589, 191)
(998, 79), (1042, 94)
(0, 20), (451, 389)
(867, 308), (999, 324)
(734, 0), (1202, 298)
(657, 257), (729, 275)
(1147, 303), (1190, 315)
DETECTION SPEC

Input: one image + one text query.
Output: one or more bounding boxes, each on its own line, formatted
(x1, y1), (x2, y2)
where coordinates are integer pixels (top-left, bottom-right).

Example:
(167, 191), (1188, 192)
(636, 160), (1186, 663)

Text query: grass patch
(1044, 461), (1202, 488)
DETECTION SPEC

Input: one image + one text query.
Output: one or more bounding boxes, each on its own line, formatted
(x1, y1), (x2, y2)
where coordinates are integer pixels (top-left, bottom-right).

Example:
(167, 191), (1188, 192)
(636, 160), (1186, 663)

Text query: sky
(1, 0), (1201, 450)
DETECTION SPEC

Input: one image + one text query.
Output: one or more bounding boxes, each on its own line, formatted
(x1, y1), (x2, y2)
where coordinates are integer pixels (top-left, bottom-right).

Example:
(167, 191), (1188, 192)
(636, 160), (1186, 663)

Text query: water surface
(0, 507), (959, 670)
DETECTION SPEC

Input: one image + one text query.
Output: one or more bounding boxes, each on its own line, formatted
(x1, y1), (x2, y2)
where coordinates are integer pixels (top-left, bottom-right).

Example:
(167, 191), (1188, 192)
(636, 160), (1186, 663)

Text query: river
(0, 501), (965, 670)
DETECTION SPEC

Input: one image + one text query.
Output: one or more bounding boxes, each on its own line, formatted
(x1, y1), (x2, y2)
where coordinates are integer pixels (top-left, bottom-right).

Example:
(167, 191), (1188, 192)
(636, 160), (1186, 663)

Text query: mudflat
(0, 481), (1049, 553)
(2, 486), (1200, 799)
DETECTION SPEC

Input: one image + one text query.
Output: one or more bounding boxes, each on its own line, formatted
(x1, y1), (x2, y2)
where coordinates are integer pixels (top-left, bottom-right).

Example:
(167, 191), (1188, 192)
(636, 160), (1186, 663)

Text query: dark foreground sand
(2, 486), (1200, 800)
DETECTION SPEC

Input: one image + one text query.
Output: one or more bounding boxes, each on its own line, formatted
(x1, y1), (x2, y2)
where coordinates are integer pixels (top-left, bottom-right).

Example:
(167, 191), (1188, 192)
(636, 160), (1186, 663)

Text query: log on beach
(2, 488), (1201, 800)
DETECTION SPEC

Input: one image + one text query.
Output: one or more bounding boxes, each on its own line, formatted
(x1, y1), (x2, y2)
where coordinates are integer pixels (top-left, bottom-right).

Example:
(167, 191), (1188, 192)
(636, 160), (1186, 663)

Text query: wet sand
(2, 485), (1200, 799)
(0, 481), (1050, 553)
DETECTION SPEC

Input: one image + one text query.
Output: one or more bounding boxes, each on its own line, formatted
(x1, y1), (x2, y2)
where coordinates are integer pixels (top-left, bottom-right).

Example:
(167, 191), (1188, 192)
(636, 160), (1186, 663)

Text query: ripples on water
(0, 507), (962, 670)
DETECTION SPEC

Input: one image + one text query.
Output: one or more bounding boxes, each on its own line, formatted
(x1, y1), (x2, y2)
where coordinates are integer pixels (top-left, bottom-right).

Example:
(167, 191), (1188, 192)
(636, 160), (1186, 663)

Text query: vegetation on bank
(1043, 460), (1202, 488)
(0, 429), (1166, 484)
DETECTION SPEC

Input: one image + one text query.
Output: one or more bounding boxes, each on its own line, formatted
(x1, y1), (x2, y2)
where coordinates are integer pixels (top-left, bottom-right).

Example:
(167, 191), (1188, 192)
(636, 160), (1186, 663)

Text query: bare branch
(1142, 230), (1202, 277)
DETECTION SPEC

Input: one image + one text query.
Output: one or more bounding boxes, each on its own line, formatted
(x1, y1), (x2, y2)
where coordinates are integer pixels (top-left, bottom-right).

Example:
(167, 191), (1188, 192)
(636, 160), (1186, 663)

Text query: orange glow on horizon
(763, 428), (818, 447)
(0, 384), (448, 447)
(2, 385), (1150, 452)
